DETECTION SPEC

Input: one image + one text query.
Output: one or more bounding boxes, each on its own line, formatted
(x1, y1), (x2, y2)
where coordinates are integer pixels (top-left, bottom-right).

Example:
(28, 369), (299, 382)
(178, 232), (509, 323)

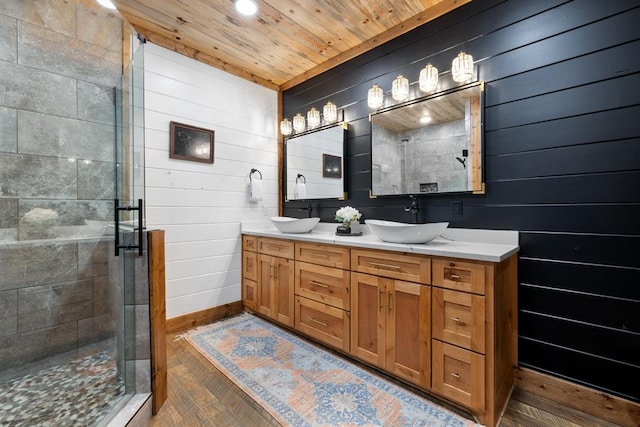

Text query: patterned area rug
(186, 313), (481, 427)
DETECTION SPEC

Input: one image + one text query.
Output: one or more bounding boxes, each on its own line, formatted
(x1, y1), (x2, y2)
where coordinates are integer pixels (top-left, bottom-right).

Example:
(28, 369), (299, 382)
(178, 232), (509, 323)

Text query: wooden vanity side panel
(488, 254), (518, 427)
(295, 242), (350, 269)
(351, 249), (431, 284)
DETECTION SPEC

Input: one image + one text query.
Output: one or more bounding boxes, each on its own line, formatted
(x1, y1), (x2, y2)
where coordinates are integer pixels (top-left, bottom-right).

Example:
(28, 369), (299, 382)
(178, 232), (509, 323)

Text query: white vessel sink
(270, 216), (321, 234)
(365, 219), (449, 244)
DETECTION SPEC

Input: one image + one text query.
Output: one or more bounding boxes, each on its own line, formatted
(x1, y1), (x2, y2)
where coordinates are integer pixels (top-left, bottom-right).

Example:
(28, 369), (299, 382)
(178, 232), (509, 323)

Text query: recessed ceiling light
(235, 0), (258, 16)
(420, 116), (432, 124)
(96, 0), (116, 10)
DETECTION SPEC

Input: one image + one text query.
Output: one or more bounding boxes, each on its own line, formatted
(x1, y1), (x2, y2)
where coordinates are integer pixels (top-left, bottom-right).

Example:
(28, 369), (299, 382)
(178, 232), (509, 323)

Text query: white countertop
(241, 221), (519, 263)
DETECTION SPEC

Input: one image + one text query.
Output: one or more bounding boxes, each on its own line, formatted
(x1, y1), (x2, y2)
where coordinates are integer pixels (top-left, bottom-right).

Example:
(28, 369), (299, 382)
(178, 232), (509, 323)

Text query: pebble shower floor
(0, 351), (124, 426)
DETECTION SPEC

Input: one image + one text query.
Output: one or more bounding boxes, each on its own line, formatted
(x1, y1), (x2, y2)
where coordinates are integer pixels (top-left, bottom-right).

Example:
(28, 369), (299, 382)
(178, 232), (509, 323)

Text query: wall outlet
(452, 201), (463, 216)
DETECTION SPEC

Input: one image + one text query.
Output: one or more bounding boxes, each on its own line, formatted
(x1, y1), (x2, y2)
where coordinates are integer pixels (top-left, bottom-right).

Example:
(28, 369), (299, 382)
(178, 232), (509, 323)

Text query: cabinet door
(350, 272), (385, 367)
(242, 250), (258, 281)
(273, 256), (294, 327)
(386, 280), (431, 388)
(257, 254), (274, 318)
(242, 277), (257, 311)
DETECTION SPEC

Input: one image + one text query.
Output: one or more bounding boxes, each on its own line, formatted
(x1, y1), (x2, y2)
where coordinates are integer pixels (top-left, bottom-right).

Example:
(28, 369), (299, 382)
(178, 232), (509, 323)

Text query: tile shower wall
(0, 0), (122, 242)
(0, 0), (125, 371)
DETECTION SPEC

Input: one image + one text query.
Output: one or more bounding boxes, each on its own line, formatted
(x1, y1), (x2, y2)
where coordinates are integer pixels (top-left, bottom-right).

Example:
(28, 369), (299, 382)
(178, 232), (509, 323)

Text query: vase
(336, 222), (351, 235)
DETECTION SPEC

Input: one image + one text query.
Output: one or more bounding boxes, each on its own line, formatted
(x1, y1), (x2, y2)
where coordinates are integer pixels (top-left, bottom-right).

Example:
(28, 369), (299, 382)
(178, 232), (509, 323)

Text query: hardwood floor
(148, 331), (622, 427)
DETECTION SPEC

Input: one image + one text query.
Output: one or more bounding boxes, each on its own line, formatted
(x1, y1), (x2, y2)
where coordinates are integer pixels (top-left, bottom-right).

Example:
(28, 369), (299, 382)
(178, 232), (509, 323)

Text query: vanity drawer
(432, 340), (485, 412)
(243, 235), (258, 252)
(295, 242), (350, 269)
(242, 250), (258, 281)
(258, 237), (294, 259)
(352, 249), (430, 283)
(295, 261), (350, 310)
(432, 258), (486, 295)
(432, 288), (485, 353)
(295, 296), (350, 352)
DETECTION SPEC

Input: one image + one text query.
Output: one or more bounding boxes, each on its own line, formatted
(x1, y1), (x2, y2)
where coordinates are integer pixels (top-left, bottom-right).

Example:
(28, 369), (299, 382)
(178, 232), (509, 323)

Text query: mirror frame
(284, 121), (348, 201)
(369, 81), (485, 197)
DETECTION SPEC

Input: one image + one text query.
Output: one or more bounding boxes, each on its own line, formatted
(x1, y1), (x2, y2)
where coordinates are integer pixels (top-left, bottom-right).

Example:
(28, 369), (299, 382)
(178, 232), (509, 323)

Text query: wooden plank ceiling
(112, 0), (470, 90)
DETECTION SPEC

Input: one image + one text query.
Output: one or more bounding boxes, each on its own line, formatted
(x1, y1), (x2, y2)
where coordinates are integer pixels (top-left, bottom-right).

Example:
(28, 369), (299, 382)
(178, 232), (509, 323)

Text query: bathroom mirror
(285, 122), (347, 200)
(370, 81), (484, 196)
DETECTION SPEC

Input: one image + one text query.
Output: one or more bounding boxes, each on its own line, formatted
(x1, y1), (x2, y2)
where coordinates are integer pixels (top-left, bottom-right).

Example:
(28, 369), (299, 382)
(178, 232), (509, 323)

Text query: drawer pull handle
(309, 317), (329, 327)
(310, 281), (329, 288)
(379, 288), (383, 309)
(448, 273), (460, 280)
(267, 245), (282, 251)
(449, 262), (456, 267)
(388, 291), (393, 314)
(370, 262), (401, 271)
(450, 372), (460, 379)
(312, 253), (330, 259)
(451, 317), (461, 323)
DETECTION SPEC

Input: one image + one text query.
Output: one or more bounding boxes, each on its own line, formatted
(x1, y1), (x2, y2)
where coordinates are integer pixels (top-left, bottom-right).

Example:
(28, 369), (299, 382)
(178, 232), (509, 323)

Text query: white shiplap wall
(143, 43), (278, 318)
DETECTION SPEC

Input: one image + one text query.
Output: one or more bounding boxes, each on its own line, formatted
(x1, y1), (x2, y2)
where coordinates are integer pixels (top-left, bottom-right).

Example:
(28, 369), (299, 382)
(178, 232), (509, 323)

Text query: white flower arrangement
(335, 206), (362, 224)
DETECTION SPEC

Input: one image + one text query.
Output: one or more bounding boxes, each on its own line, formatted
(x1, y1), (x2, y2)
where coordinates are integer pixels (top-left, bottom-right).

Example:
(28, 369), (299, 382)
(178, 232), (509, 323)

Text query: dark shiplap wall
(282, 0), (640, 402)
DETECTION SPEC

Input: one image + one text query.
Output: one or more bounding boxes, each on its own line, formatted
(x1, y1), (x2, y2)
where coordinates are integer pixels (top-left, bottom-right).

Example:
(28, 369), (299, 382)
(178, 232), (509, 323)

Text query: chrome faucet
(299, 201), (313, 218)
(404, 195), (419, 223)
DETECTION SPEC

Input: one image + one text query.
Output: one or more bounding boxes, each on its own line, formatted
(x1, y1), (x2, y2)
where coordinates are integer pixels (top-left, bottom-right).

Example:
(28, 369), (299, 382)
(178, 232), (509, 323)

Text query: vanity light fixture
(323, 102), (337, 123)
(392, 74), (409, 101)
(307, 108), (321, 129)
(452, 51), (474, 83)
(367, 84), (384, 109)
(419, 64), (438, 92)
(235, 0), (258, 16)
(280, 118), (292, 136)
(292, 113), (306, 133)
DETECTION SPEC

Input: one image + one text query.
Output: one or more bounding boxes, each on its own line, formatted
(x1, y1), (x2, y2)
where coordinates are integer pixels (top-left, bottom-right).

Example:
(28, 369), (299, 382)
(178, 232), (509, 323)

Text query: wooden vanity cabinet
(351, 272), (431, 388)
(241, 234), (517, 427)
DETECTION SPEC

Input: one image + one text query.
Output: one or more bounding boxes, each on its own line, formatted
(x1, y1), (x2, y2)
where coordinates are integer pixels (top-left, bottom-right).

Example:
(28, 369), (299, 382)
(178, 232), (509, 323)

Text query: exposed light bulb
(367, 84), (384, 109)
(307, 108), (321, 128)
(392, 75), (409, 102)
(292, 113), (305, 133)
(452, 51), (474, 83)
(419, 64), (438, 92)
(323, 102), (337, 123)
(235, 0), (257, 16)
(280, 118), (292, 136)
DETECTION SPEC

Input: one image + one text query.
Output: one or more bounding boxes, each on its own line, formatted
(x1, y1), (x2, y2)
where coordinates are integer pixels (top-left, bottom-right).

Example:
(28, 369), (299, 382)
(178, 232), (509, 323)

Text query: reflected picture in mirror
(370, 81), (484, 196)
(285, 122), (347, 200)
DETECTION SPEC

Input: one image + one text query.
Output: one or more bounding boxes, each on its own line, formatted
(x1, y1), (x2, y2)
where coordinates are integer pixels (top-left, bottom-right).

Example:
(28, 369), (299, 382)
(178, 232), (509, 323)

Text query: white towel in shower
(295, 182), (307, 199)
(250, 179), (263, 202)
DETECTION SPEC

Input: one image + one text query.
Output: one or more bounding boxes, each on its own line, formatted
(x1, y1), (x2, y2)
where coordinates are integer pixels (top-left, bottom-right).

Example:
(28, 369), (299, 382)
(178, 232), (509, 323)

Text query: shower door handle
(114, 198), (143, 256)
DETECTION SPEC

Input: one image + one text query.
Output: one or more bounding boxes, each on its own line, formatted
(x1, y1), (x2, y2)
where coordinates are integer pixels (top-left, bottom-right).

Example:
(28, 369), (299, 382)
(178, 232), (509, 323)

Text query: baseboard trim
(166, 301), (244, 334)
(514, 367), (640, 427)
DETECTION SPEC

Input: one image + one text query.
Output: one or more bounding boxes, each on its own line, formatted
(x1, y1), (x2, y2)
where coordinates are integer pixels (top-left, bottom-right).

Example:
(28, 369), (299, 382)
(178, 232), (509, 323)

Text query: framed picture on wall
(322, 153), (342, 178)
(169, 121), (214, 163)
